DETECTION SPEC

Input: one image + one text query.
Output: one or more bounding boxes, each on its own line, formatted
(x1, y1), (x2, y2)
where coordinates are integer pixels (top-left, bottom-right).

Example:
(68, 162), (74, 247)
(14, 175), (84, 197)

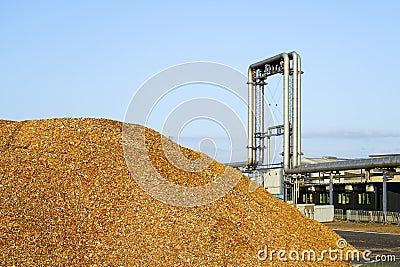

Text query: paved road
(334, 229), (400, 266)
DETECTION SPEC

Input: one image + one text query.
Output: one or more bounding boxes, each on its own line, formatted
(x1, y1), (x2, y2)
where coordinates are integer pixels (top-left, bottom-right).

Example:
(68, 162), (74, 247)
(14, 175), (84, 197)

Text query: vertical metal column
(291, 52), (299, 167)
(282, 54), (290, 171)
(267, 129), (271, 168)
(329, 173), (334, 205)
(297, 54), (302, 166)
(293, 178), (298, 205)
(258, 83), (265, 165)
(383, 171), (388, 223)
(283, 182), (287, 202)
(247, 68), (255, 166)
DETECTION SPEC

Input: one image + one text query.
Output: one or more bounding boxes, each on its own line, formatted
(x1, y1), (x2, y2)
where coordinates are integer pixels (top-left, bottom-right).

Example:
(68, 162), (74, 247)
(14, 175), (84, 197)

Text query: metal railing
(334, 209), (345, 220)
(336, 209), (400, 225)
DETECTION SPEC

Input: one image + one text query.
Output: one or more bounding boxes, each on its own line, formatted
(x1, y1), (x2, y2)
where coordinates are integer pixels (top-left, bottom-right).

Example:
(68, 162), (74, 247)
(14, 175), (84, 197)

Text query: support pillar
(383, 171), (388, 223)
(329, 173), (334, 206)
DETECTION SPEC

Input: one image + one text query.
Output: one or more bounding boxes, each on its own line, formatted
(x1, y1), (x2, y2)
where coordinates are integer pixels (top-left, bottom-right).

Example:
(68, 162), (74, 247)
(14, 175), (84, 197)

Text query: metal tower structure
(245, 52), (400, 210)
(247, 52), (302, 171)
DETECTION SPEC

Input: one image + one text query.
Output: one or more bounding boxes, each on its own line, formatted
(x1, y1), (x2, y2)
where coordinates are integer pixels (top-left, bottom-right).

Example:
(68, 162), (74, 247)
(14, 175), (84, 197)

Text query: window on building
(319, 193), (330, 204)
(302, 193), (314, 204)
(357, 193), (371, 205)
(338, 193), (350, 204)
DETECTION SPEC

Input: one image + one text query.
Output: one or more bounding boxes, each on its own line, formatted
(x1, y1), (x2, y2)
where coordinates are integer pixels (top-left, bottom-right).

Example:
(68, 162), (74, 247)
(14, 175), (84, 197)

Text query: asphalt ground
(333, 229), (400, 266)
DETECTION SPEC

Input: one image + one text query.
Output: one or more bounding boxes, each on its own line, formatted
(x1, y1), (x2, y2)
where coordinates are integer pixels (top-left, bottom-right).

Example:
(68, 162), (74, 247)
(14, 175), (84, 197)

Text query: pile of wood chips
(0, 118), (353, 266)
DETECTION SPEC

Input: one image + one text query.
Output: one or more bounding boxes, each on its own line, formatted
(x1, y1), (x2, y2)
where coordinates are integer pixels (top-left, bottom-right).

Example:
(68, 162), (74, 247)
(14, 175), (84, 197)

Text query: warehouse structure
(295, 156), (400, 212)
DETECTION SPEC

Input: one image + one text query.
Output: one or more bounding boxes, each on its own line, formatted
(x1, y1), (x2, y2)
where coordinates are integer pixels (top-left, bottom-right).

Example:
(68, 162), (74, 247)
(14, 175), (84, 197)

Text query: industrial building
(298, 157), (400, 212)
(235, 52), (400, 221)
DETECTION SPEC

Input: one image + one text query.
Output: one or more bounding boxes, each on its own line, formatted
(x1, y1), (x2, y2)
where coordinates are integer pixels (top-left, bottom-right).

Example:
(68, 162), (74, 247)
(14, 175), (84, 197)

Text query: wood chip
(0, 118), (353, 266)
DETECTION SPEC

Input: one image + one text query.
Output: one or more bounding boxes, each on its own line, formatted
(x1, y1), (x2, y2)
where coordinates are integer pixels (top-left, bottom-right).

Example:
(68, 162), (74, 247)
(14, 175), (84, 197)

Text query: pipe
(258, 83), (265, 165)
(247, 68), (255, 166)
(293, 179), (298, 204)
(252, 76), (257, 165)
(250, 53), (292, 69)
(267, 129), (271, 167)
(286, 156), (400, 174)
(290, 52), (299, 167)
(297, 54), (302, 166)
(282, 54), (290, 171)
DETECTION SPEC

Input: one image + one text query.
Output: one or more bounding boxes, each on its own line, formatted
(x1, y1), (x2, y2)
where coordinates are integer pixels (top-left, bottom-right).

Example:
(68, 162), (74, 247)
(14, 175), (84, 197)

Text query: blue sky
(1, 1), (400, 161)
